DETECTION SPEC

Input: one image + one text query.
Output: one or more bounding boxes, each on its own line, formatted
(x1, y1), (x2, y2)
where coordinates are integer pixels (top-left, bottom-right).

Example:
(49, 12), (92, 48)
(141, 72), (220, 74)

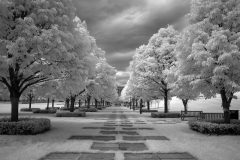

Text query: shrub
(20, 108), (40, 112)
(0, 118), (51, 135)
(142, 109), (158, 112)
(188, 120), (240, 135)
(151, 112), (180, 118)
(60, 107), (79, 111)
(45, 107), (60, 110)
(33, 109), (57, 114)
(78, 108), (98, 112)
(56, 112), (86, 117)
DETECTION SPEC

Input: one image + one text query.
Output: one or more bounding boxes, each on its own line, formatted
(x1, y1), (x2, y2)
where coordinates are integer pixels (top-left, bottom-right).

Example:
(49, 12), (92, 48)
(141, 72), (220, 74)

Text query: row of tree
(0, 0), (118, 121)
(121, 0), (240, 123)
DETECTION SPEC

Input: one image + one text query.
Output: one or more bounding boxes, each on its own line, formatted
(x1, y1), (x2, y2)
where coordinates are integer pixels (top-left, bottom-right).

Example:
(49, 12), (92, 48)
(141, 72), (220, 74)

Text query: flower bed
(56, 112), (86, 117)
(33, 109), (57, 114)
(0, 118), (51, 135)
(45, 107), (60, 110)
(20, 108), (40, 112)
(142, 109), (158, 112)
(60, 107), (79, 111)
(189, 120), (240, 135)
(151, 112), (180, 118)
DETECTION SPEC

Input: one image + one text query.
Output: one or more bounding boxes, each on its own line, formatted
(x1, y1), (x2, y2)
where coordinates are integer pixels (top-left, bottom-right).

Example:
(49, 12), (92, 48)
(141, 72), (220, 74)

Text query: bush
(0, 118), (51, 135)
(142, 109), (158, 112)
(33, 109), (57, 114)
(20, 108), (40, 112)
(151, 112), (180, 118)
(78, 108), (98, 112)
(45, 107), (60, 110)
(60, 107), (79, 111)
(56, 112), (86, 117)
(188, 120), (240, 135)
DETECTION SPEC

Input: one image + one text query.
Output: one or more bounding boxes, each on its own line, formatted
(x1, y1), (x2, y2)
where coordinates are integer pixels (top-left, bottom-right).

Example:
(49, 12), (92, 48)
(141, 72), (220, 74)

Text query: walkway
(41, 106), (196, 160)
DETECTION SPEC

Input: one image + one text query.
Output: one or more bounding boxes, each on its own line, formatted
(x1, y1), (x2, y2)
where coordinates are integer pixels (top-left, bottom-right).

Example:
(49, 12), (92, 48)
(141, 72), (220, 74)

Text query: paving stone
(138, 128), (154, 130)
(93, 136), (116, 141)
(42, 153), (80, 160)
(83, 127), (100, 129)
(104, 124), (118, 126)
(119, 131), (139, 135)
(91, 142), (119, 151)
(124, 153), (159, 160)
(100, 131), (118, 134)
(134, 123), (146, 124)
(119, 125), (132, 127)
(119, 143), (147, 151)
(69, 136), (93, 140)
(123, 136), (145, 141)
(121, 123), (133, 125)
(122, 128), (137, 130)
(100, 127), (115, 130)
(157, 153), (196, 159)
(79, 153), (115, 160)
(145, 136), (169, 140)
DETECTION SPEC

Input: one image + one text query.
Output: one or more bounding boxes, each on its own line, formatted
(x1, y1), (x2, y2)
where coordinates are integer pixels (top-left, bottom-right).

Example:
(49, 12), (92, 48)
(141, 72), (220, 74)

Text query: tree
(0, 0), (95, 121)
(166, 65), (200, 112)
(176, 0), (240, 123)
(126, 26), (179, 113)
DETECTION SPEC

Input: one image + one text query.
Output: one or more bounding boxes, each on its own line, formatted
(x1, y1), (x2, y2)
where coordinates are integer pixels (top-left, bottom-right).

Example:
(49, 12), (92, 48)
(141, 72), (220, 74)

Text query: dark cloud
(72, 0), (191, 86)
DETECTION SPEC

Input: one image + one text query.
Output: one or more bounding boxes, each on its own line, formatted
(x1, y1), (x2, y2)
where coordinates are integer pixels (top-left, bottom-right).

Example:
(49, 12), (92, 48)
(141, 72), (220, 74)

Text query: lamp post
(140, 99), (143, 114)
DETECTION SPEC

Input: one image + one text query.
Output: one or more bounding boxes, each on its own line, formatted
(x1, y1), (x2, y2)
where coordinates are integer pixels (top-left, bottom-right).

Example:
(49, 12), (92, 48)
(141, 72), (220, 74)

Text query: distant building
(117, 86), (124, 97)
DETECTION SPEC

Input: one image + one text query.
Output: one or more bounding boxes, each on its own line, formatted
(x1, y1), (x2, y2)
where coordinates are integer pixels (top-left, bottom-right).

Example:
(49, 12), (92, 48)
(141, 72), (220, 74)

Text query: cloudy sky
(73, 0), (191, 86)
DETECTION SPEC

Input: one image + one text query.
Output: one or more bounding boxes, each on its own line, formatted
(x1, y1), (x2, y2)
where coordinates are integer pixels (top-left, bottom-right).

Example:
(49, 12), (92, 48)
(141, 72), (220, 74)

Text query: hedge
(33, 109), (57, 114)
(20, 108), (40, 112)
(151, 112), (180, 118)
(142, 109), (158, 112)
(0, 118), (51, 135)
(60, 107), (79, 111)
(189, 120), (240, 135)
(56, 112), (86, 117)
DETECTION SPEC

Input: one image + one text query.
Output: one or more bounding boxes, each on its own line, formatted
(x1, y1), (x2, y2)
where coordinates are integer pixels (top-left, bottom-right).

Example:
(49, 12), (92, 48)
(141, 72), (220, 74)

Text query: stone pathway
(41, 106), (197, 160)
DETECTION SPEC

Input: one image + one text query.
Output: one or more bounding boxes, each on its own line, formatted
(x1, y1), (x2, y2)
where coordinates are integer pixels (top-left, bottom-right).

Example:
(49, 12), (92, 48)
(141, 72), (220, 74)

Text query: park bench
(181, 111), (202, 120)
(201, 113), (224, 120)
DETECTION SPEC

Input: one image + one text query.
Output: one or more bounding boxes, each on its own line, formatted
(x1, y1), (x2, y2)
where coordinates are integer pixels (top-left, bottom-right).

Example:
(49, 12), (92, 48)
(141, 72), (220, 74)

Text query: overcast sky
(73, 0), (191, 86)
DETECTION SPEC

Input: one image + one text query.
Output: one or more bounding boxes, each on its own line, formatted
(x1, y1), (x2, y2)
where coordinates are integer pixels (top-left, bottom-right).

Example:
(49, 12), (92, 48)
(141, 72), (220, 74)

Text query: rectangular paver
(125, 153), (159, 160)
(42, 153), (81, 160)
(119, 143), (147, 151)
(123, 136), (145, 141)
(91, 142), (119, 151)
(157, 153), (196, 159)
(93, 136), (116, 141)
(79, 153), (115, 160)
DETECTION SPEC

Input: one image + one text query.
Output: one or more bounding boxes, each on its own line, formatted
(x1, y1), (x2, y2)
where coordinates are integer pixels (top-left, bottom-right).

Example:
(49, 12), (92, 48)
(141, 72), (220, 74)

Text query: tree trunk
(129, 98), (132, 109)
(79, 100), (81, 108)
(29, 96), (32, 109)
(87, 95), (91, 108)
(10, 93), (20, 122)
(95, 99), (98, 108)
(103, 100), (105, 106)
(140, 99), (143, 114)
(85, 99), (87, 106)
(136, 99), (138, 108)
(52, 99), (54, 108)
(147, 101), (150, 110)
(132, 98), (135, 111)
(46, 97), (50, 110)
(164, 89), (168, 113)
(182, 99), (188, 113)
(66, 98), (70, 108)
(220, 89), (232, 124)
(70, 96), (76, 112)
